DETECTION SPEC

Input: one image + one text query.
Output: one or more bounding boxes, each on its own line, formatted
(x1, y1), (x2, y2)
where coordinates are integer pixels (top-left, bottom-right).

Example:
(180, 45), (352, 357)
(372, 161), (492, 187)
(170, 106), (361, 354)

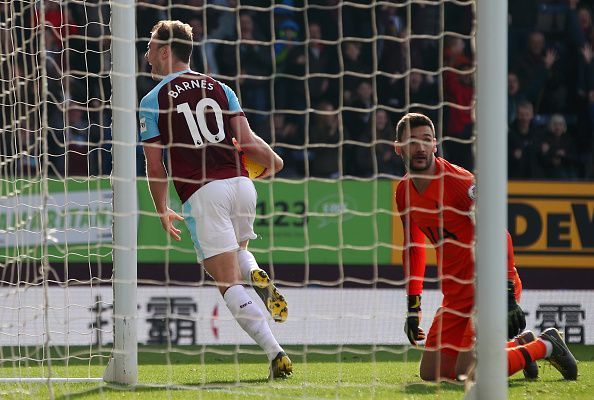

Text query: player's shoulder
(440, 157), (474, 181)
(439, 158), (475, 203)
(394, 175), (410, 207)
(139, 84), (161, 109)
(139, 76), (173, 110)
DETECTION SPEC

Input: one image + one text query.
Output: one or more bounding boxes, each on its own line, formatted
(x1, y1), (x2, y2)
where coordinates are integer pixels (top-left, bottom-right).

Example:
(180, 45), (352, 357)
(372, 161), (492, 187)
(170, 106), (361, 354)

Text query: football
(232, 138), (267, 179)
(242, 153), (267, 179)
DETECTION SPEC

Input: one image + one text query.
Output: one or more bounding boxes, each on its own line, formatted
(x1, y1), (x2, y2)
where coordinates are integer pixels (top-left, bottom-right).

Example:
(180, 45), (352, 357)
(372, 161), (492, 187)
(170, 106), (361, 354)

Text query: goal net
(0, 0), (520, 397)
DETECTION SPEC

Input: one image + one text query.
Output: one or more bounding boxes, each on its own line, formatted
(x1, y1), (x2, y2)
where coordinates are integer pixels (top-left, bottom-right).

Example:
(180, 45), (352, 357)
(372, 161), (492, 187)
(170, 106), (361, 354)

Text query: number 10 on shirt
(177, 99), (225, 147)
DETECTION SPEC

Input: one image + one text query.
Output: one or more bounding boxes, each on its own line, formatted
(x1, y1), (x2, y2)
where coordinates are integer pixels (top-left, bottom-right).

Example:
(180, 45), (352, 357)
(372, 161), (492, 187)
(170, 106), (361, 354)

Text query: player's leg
(452, 317), (540, 380)
(232, 176), (288, 322)
(419, 349), (459, 381)
(183, 180), (292, 378)
(508, 330), (539, 379)
(454, 318), (475, 379)
(237, 240), (288, 323)
(507, 269), (539, 378)
(420, 306), (471, 381)
(203, 252), (292, 378)
(507, 328), (577, 380)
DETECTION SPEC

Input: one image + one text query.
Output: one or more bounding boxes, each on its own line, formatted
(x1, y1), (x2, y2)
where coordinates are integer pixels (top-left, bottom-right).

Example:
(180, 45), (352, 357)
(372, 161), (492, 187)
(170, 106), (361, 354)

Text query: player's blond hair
(151, 20), (193, 63)
(395, 113), (435, 141)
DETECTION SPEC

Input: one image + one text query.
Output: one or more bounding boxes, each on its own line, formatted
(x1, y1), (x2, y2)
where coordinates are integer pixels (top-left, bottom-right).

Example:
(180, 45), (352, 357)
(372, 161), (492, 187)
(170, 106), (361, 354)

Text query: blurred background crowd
(1, 0), (593, 181)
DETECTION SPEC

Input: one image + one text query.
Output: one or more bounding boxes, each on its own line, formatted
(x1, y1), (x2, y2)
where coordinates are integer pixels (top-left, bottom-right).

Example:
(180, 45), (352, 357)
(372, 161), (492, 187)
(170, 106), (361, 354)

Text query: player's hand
(160, 207), (184, 241)
(404, 295), (426, 345)
(507, 280), (526, 339)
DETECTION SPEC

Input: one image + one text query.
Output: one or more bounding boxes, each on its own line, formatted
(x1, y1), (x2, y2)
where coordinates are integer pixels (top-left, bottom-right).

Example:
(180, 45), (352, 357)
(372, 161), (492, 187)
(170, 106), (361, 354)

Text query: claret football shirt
(139, 69), (248, 203)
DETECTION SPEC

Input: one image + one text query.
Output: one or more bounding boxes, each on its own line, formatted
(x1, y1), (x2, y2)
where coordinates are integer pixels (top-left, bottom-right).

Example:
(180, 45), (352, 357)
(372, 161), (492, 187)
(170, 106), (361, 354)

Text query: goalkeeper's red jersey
(395, 157), (517, 304)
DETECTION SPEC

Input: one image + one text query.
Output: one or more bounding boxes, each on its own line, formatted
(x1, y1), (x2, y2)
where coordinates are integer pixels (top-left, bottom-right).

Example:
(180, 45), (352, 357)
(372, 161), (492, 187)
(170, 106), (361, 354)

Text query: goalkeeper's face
(396, 126), (437, 173)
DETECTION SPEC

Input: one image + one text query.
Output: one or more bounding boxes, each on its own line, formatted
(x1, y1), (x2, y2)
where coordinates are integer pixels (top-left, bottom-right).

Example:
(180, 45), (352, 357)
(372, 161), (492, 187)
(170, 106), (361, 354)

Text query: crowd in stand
(1, 1), (592, 181)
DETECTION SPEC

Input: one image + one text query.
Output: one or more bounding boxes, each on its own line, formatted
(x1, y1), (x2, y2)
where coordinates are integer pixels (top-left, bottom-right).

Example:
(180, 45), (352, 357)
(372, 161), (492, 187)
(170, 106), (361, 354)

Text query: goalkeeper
(394, 113), (577, 381)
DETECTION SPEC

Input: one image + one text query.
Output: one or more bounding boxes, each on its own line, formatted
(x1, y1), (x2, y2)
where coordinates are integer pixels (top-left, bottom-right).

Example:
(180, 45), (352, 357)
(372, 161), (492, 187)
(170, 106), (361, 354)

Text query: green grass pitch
(0, 345), (592, 399)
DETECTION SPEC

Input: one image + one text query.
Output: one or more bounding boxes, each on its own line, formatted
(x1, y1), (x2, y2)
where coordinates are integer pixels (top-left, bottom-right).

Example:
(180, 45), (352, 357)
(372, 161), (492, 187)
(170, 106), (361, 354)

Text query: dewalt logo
(509, 182), (594, 268)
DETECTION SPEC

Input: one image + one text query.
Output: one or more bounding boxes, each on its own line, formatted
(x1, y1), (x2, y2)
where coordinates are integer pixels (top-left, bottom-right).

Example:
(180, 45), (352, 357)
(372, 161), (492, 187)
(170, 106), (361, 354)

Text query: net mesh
(0, 0), (113, 391)
(0, 0), (546, 397)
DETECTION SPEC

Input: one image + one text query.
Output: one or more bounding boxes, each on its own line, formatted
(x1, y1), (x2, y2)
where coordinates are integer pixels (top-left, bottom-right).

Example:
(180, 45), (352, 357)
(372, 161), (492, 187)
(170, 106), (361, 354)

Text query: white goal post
(102, 0), (138, 385)
(0, 0), (137, 386)
(473, 0), (508, 398)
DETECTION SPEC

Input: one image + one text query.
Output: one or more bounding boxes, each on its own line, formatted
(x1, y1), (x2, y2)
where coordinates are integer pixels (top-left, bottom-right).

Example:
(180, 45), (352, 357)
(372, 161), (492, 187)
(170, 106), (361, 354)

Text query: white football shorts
(182, 176), (258, 262)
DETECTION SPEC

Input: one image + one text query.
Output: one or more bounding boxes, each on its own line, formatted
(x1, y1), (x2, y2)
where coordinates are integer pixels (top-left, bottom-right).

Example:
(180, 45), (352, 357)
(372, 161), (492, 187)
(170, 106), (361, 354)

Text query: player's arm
(231, 115), (283, 177)
(396, 188), (427, 345)
(506, 231), (526, 338)
(402, 215), (427, 345)
(464, 176), (525, 338)
(139, 94), (183, 241)
(221, 81), (283, 177)
(403, 216), (427, 297)
(143, 142), (184, 241)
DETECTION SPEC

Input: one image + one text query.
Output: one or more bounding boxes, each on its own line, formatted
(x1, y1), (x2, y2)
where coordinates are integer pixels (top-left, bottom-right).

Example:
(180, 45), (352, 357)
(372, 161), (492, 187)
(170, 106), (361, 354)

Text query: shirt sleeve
(139, 91), (161, 142)
(450, 169), (518, 280)
(506, 231), (518, 281)
(396, 183), (427, 296)
(221, 82), (244, 115)
(450, 168), (475, 213)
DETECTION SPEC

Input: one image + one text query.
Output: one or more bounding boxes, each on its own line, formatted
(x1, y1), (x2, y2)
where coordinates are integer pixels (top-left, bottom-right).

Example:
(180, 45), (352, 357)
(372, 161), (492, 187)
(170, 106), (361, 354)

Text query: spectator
(508, 0), (538, 61)
(344, 80), (374, 177)
(203, 0), (237, 76)
(514, 31), (565, 113)
(375, 109), (404, 177)
(281, 21), (339, 110)
(44, 1), (78, 40)
(576, 43), (594, 178)
(275, 19), (301, 71)
(271, 113), (303, 177)
(309, 102), (341, 178)
(508, 101), (543, 179)
(537, 114), (577, 179)
(218, 12), (272, 128)
(508, 71), (527, 124)
(409, 72), (439, 123)
(274, 19), (302, 111)
(171, 0), (204, 23)
(443, 63), (474, 171)
(188, 16), (206, 73)
(343, 41), (372, 105)
(308, 0), (340, 41)
(444, 36), (470, 68)
(306, 22), (339, 106)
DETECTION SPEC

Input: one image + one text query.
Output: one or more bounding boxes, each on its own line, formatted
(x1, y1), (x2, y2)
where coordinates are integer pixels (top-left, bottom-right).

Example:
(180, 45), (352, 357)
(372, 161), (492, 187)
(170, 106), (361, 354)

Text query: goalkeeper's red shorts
(425, 271), (523, 357)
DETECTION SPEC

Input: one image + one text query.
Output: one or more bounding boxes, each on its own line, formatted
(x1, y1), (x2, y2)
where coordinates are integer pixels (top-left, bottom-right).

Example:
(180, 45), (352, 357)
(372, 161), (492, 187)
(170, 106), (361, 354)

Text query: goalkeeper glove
(507, 280), (526, 339)
(404, 295), (426, 345)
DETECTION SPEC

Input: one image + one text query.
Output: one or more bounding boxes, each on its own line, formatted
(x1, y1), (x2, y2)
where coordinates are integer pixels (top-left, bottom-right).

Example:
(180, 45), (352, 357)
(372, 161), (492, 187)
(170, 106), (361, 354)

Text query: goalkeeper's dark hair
(151, 20), (193, 63)
(395, 113), (435, 142)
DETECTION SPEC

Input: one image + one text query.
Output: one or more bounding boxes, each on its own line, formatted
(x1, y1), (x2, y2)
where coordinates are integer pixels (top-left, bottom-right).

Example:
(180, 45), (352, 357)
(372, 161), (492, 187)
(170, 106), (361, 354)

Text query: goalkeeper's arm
(404, 294), (426, 345)
(398, 212), (427, 345)
(507, 279), (526, 339)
